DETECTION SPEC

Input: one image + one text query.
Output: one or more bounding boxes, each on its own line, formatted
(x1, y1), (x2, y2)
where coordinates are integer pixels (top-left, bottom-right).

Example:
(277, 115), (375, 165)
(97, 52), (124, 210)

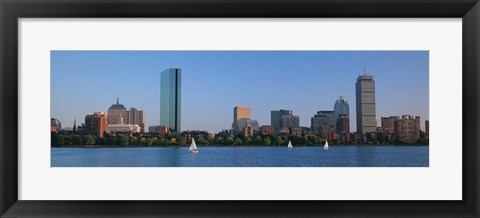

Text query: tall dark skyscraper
(160, 68), (181, 133)
(333, 96), (349, 132)
(271, 109), (297, 133)
(355, 70), (376, 138)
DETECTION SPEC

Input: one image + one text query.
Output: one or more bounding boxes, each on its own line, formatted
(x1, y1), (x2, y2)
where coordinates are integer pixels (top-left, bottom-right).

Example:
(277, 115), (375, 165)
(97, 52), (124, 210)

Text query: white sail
(324, 140), (329, 150)
(287, 140), (293, 148)
(189, 138), (198, 151)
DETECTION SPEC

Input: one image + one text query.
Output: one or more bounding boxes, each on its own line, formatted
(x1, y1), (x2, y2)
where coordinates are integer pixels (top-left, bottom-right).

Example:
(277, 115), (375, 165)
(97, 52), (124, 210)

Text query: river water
(51, 146), (428, 167)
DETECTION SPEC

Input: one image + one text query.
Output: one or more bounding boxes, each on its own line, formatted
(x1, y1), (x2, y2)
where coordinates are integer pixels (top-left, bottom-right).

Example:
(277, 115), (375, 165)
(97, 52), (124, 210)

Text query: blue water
(51, 146), (428, 167)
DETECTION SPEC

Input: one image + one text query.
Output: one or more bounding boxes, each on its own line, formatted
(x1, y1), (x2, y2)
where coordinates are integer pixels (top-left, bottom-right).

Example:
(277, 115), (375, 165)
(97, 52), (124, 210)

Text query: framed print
(1, 0), (479, 217)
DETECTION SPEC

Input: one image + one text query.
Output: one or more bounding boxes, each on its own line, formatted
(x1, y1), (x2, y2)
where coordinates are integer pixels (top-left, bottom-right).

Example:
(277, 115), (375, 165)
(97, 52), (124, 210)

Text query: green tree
(254, 136), (263, 145)
(263, 136), (271, 146)
(272, 136), (283, 146)
(178, 138), (187, 146)
(157, 137), (166, 145)
(139, 137), (147, 146)
(225, 137), (234, 145)
(151, 137), (158, 145)
(97, 137), (107, 145)
(84, 135), (96, 146)
(244, 137), (252, 145)
(130, 136), (139, 145)
(116, 134), (129, 146)
(234, 137), (243, 145)
(197, 137), (208, 145)
(215, 137), (224, 145)
(145, 138), (154, 146)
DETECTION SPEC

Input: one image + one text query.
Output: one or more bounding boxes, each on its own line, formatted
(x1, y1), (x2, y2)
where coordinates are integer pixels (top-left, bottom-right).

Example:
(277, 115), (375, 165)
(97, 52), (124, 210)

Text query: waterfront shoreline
(52, 144), (429, 148)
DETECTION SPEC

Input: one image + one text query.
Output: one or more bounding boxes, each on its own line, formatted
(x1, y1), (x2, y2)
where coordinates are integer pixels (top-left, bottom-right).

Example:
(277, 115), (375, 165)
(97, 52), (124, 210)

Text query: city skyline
(51, 51), (429, 133)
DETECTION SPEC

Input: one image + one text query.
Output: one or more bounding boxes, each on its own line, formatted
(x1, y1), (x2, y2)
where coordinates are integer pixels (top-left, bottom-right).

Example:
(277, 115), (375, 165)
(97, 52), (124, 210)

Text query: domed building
(107, 97), (127, 125)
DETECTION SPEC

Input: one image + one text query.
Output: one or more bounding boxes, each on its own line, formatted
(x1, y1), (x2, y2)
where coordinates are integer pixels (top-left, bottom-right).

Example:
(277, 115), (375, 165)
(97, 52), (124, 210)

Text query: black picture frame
(1, 0), (479, 217)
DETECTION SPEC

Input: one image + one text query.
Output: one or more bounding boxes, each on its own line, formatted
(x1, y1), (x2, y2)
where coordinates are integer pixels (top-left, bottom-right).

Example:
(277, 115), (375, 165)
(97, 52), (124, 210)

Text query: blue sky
(51, 51), (429, 133)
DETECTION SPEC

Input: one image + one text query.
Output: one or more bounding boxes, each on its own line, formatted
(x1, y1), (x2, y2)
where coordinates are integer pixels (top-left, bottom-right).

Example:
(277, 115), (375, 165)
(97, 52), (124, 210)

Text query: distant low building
(425, 120), (429, 139)
(108, 124), (141, 134)
(243, 124), (254, 137)
(51, 118), (61, 133)
(182, 130), (210, 138)
(290, 127), (302, 137)
(260, 125), (275, 135)
(149, 125), (171, 136)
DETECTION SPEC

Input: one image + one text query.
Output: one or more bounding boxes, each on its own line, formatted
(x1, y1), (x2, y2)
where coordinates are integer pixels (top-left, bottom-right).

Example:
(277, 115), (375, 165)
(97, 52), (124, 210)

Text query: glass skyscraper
(160, 68), (181, 133)
(355, 73), (376, 138)
(333, 96), (350, 132)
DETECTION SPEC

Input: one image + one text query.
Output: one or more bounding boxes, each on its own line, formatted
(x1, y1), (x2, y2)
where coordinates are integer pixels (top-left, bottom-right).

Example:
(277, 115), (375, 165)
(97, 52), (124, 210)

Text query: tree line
(51, 132), (428, 148)
(51, 132), (330, 147)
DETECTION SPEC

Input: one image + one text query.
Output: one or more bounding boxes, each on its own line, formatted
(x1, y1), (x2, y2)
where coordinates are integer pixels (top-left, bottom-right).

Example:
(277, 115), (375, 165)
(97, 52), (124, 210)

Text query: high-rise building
(232, 106), (252, 132)
(125, 107), (146, 132)
(394, 115), (421, 144)
(107, 97), (127, 125)
(336, 114), (350, 133)
(356, 71), (377, 138)
(271, 109), (292, 133)
(271, 109), (300, 133)
(311, 111), (334, 136)
(334, 96), (349, 131)
(85, 112), (107, 138)
(160, 68), (182, 133)
(280, 114), (300, 130)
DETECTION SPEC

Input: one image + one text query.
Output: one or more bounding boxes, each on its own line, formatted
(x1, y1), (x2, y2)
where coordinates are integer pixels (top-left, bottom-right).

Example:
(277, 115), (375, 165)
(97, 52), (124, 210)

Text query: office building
(232, 106), (252, 132)
(334, 96), (349, 131)
(394, 115), (421, 144)
(311, 111), (334, 136)
(125, 107), (146, 132)
(381, 116), (399, 134)
(336, 114), (350, 133)
(107, 98), (127, 125)
(356, 71), (377, 138)
(85, 112), (107, 138)
(160, 68), (182, 133)
(271, 109), (292, 133)
(281, 114), (300, 130)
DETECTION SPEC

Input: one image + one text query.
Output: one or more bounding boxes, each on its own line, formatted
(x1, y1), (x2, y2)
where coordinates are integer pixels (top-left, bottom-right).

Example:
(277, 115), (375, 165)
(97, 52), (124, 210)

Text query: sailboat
(287, 140), (293, 148)
(189, 138), (199, 153)
(323, 140), (329, 150)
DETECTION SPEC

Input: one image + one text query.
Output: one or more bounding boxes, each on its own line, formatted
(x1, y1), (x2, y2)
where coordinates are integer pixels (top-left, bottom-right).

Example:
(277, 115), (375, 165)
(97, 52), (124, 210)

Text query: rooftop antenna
(363, 65), (366, 75)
